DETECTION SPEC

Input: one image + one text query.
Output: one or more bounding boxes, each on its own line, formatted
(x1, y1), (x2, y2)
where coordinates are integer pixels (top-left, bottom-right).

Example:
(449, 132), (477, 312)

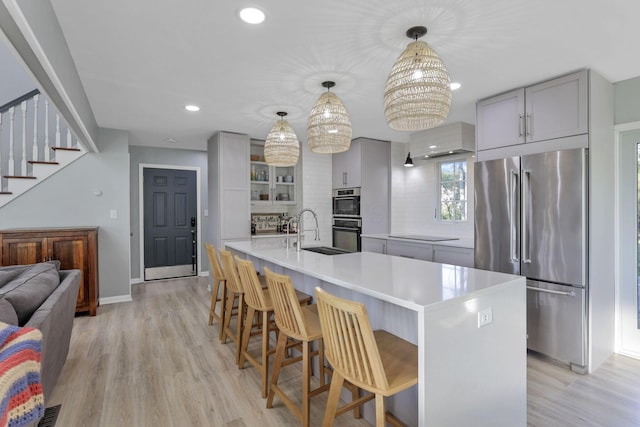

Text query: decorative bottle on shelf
(251, 165), (256, 181)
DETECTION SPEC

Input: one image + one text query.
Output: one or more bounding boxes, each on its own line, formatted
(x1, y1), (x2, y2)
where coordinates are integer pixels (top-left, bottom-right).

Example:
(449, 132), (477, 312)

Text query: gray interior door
(144, 168), (197, 280)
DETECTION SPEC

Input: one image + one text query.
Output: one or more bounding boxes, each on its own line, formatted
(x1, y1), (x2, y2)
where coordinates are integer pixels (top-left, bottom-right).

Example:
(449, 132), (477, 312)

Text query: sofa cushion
(0, 261), (61, 326)
(0, 299), (18, 326)
(0, 265), (30, 289)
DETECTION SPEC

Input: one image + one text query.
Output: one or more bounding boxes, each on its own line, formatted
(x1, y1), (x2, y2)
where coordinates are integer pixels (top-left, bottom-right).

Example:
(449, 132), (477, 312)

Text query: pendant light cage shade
(307, 91), (352, 154)
(384, 40), (452, 131)
(264, 116), (300, 167)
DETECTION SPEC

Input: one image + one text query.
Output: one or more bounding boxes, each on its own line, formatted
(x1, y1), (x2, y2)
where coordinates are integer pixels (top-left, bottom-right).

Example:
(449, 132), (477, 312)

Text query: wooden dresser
(0, 227), (99, 316)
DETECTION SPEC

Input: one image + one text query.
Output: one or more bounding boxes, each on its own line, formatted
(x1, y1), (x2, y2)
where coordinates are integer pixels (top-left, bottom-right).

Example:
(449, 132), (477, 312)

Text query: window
(438, 160), (467, 221)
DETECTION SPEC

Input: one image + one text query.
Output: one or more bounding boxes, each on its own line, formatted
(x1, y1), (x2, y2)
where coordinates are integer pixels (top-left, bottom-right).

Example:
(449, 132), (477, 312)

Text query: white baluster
(32, 94), (39, 161)
(21, 101), (27, 175)
(66, 128), (71, 149)
(44, 100), (50, 162)
(55, 114), (61, 149)
(8, 107), (15, 176)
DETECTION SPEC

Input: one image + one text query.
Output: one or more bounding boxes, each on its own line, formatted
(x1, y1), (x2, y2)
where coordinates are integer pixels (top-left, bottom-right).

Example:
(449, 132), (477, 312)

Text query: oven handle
(332, 226), (361, 232)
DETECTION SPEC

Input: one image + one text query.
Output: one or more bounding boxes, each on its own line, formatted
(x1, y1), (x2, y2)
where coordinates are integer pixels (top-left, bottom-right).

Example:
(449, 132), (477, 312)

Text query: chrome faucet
(293, 208), (320, 252)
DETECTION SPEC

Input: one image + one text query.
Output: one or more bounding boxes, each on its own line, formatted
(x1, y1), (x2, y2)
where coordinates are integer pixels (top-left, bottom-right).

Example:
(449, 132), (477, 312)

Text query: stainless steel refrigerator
(474, 148), (588, 372)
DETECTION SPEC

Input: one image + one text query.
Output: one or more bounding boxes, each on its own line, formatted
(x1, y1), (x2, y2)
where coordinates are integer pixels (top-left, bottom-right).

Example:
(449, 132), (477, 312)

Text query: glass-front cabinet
(250, 140), (296, 205)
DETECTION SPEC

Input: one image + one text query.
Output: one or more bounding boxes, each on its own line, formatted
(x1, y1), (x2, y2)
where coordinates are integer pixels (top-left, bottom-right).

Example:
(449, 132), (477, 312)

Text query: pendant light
(307, 81), (352, 154)
(264, 111), (299, 167)
(384, 26), (451, 131)
(404, 152), (414, 167)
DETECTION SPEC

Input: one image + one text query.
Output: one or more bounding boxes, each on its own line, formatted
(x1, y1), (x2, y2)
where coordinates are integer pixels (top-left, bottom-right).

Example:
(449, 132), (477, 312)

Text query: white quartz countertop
(361, 233), (474, 249)
(226, 240), (521, 312)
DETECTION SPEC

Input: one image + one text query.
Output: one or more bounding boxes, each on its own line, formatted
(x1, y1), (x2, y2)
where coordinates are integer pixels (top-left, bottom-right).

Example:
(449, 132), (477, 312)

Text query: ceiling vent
(409, 121), (475, 158)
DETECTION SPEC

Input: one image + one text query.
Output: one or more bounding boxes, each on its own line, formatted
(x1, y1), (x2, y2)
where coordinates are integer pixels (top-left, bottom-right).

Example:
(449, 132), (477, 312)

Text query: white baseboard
(130, 277), (144, 285)
(100, 295), (133, 305)
(200, 270), (209, 277)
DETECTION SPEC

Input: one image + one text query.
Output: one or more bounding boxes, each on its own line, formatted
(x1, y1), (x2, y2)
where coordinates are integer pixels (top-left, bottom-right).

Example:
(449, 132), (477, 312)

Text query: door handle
(509, 170), (519, 263)
(526, 114), (532, 137)
(522, 170), (531, 264)
(518, 114), (524, 138)
(526, 286), (575, 297)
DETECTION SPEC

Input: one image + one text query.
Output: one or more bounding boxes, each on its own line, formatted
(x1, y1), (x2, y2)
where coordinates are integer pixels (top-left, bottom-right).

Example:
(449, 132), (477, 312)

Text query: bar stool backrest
(205, 243), (225, 283)
(315, 287), (389, 392)
(264, 267), (309, 341)
(219, 249), (243, 293)
(235, 256), (268, 310)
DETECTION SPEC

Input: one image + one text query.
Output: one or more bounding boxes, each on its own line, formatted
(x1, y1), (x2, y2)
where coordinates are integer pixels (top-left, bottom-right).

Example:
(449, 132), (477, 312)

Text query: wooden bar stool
(218, 249), (247, 365)
(204, 243), (226, 338)
(315, 287), (418, 427)
(235, 256), (312, 398)
(264, 267), (330, 427)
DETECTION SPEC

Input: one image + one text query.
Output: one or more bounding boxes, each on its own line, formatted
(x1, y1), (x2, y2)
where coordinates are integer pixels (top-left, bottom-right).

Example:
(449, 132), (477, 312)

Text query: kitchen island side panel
(423, 280), (527, 427)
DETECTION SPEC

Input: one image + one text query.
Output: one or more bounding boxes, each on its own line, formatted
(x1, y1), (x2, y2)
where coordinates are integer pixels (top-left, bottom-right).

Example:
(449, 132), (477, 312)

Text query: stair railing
(0, 89), (82, 192)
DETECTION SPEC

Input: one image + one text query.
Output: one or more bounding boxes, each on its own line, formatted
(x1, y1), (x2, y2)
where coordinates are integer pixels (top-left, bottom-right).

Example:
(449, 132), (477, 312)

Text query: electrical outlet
(110, 209), (117, 219)
(478, 307), (493, 328)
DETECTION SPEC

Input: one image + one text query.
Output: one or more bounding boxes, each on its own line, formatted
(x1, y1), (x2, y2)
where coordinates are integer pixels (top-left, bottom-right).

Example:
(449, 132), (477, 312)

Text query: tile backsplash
(391, 141), (475, 239)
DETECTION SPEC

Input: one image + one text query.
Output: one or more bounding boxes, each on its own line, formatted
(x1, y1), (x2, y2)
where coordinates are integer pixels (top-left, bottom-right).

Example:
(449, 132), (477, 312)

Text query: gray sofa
(0, 261), (80, 403)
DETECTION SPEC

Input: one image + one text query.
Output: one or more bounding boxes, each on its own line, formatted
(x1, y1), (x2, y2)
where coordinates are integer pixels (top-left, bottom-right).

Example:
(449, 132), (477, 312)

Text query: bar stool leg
(208, 279), (219, 325)
(238, 306), (256, 368)
(266, 332), (288, 409)
(260, 311), (270, 398)
(375, 394), (385, 427)
(322, 371), (345, 427)
(218, 286), (228, 341)
(302, 340), (311, 427)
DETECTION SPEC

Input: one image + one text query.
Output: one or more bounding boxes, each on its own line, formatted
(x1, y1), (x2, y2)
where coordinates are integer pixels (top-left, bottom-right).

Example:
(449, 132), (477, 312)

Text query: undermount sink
(302, 246), (352, 255)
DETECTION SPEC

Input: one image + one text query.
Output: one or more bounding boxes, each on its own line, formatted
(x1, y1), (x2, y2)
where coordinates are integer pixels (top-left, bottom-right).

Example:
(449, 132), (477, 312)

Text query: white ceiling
(49, 0), (640, 151)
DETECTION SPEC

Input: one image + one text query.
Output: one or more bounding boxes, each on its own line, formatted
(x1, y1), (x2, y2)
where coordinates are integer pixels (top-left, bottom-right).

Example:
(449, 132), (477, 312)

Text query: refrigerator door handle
(522, 169), (532, 264)
(509, 170), (519, 263)
(526, 285), (575, 297)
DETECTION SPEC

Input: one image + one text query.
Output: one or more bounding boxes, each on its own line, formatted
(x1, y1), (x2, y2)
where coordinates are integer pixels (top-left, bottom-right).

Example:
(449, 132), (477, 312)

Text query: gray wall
(614, 76), (640, 124)
(128, 145), (209, 279)
(0, 127), (131, 300)
(0, 39), (35, 105)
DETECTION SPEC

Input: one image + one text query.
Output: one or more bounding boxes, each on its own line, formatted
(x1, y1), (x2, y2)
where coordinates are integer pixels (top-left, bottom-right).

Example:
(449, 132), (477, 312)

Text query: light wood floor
(48, 277), (640, 426)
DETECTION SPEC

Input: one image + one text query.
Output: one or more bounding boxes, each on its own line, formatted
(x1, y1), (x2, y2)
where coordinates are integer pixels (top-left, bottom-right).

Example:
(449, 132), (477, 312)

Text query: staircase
(0, 89), (86, 208)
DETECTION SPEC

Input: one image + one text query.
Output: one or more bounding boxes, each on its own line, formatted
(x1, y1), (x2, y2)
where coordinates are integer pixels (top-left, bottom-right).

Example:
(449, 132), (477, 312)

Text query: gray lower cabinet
(432, 245), (474, 268)
(363, 237), (474, 267)
(386, 240), (433, 261)
(361, 237), (386, 254)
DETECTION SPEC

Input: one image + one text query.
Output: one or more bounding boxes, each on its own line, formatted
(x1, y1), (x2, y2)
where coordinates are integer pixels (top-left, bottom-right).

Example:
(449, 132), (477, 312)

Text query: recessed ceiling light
(429, 145), (437, 149)
(185, 105), (200, 112)
(450, 82), (462, 91)
(239, 7), (265, 24)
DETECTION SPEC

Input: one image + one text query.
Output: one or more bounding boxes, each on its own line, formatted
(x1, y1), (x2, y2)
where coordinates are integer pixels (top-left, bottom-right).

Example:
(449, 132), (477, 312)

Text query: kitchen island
(225, 240), (526, 427)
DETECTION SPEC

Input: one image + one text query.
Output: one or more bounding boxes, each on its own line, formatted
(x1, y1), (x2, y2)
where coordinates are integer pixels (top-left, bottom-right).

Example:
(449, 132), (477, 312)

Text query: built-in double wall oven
(332, 188), (361, 252)
(332, 217), (361, 253)
(332, 187), (360, 217)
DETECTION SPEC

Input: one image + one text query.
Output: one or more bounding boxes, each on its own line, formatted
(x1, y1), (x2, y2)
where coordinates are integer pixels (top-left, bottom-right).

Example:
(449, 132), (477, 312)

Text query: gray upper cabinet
(332, 140), (362, 188)
(208, 132), (250, 249)
(333, 138), (390, 235)
(476, 88), (525, 150)
(477, 70), (588, 151)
